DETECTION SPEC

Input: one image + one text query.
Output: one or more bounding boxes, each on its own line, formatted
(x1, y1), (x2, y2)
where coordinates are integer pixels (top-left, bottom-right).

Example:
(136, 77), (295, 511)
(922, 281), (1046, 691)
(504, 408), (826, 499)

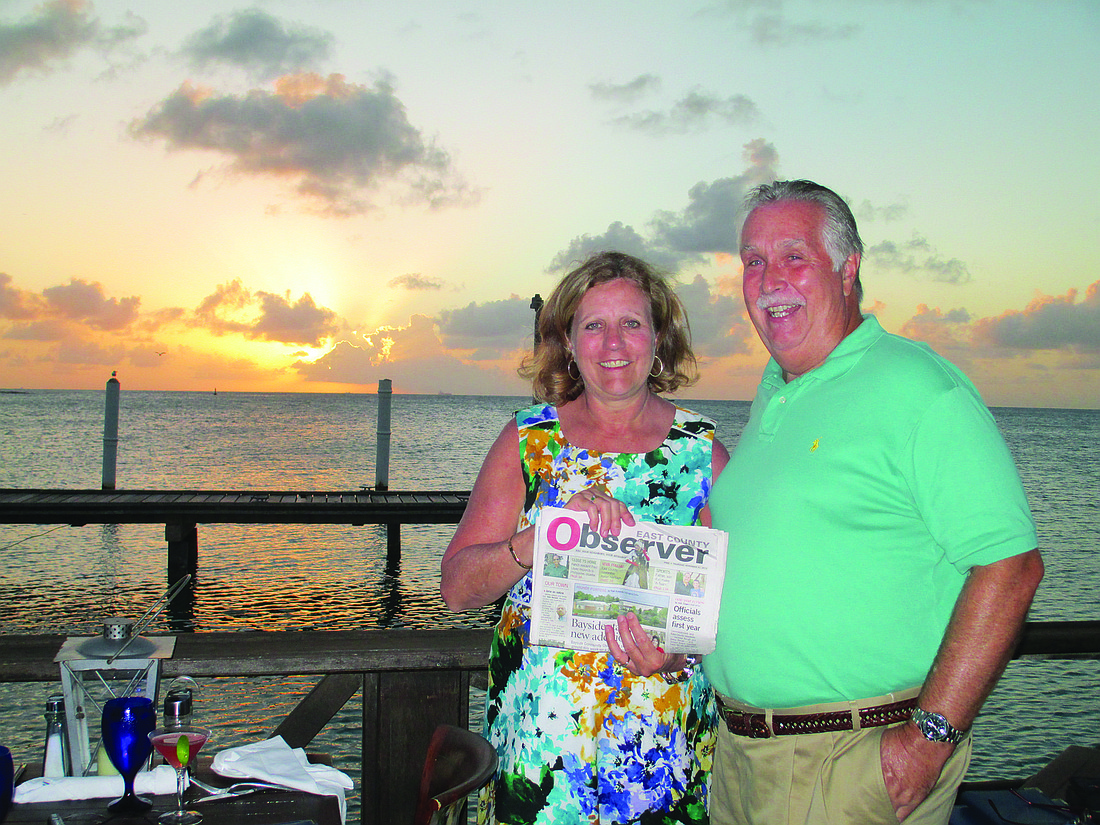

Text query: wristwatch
(910, 708), (968, 745)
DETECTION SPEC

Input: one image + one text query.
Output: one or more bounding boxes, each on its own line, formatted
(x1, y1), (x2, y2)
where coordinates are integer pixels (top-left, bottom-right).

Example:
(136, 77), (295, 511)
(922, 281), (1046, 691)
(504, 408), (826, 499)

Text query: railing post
(363, 669), (472, 824)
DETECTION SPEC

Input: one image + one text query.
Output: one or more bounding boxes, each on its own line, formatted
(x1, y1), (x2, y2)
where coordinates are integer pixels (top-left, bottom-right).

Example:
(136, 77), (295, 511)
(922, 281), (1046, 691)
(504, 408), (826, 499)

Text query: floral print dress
(479, 403), (718, 825)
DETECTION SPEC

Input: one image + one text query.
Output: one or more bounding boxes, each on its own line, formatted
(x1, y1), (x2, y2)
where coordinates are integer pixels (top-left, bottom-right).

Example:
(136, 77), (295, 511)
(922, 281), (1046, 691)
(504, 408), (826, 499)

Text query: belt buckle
(748, 714), (772, 739)
(721, 706), (772, 739)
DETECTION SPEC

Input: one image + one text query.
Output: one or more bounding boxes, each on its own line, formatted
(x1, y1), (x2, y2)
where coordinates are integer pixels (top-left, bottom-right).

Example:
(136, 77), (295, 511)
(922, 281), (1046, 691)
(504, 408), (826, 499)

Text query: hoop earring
(650, 356), (664, 378)
(568, 359), (582, 381)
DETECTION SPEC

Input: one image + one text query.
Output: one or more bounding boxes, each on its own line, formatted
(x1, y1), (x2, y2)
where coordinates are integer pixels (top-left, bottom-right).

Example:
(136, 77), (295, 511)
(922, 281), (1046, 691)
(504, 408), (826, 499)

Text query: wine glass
(0, 745), (14, 825)
(101, 696), (156, 814)
(149, 725), (211, 825)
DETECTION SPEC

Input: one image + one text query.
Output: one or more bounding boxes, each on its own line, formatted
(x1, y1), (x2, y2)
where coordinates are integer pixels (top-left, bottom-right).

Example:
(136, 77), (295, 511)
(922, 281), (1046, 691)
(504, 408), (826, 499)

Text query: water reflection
(380, 530), (403, 629)
(166, 573), (197, 632)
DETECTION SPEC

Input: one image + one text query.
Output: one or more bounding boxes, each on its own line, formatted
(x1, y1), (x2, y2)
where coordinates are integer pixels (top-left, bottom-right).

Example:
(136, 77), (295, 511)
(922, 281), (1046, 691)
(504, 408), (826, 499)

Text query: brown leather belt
(717, 695), (918, 738)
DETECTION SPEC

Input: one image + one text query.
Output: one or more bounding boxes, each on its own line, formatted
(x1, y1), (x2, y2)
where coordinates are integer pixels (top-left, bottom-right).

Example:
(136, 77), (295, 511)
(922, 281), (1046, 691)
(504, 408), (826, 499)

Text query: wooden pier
(0, 487), (469, 579)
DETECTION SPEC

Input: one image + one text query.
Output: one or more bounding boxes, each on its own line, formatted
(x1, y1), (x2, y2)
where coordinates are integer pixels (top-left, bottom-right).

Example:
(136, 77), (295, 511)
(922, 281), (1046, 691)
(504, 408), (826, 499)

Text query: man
(703, 180), (1043, 824)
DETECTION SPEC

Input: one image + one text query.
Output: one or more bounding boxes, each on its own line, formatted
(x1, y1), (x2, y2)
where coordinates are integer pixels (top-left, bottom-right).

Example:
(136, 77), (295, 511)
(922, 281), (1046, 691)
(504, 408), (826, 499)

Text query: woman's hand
(565, 488), (635, 537)
(605, 612), (686, 677)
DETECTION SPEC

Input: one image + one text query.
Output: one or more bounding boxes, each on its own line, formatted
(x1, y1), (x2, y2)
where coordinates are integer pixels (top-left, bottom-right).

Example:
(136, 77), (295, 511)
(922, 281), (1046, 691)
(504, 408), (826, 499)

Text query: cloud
(131, 72), (472, 216)
(193, 279), (339, 346)
(651, 177), (750, 256)
(436, 297), (532, 357)
(2, 319), (69, 341)
(42, 279), (141, 330)
(972, 281), (1100, 352)
(612, 88), (760, 135)
(0, 272), (43, 319)
(295, 314), (524, 393)
(0, 0), (98, 84)
(548, 221), (683, 274)
(549, 139), (779, 275)
(866, 237), (972, 284)
(389, 273), (443, 291)
(898, 304), (973, 354)
(589, 74), (660, 103)
(676, 273), (755, 358)
(894, 282), (1100, 381)
(749, 14), (858, 45)
(697, 1), (859, 44)
(855, 199), (908, 223)
(0, 0), (144, 86)
(56, 336), (125, 366)
(651, 138), (779, 255)
(180, 9), (333, 80)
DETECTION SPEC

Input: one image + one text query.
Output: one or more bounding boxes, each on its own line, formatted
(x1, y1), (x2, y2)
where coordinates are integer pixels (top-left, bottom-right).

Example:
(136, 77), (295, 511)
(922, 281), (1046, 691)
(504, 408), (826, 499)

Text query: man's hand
(880, 723), (953, 821)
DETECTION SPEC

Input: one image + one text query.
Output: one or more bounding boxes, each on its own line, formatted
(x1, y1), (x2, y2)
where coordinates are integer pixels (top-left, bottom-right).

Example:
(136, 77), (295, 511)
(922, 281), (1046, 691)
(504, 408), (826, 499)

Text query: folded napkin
(14, 765), (180, 803)
(211, 736), (352, 823)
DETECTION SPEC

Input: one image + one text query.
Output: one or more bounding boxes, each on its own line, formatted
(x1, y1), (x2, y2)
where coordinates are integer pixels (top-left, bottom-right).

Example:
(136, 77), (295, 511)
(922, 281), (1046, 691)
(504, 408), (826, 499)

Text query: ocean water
(0, 389), (1097, 814)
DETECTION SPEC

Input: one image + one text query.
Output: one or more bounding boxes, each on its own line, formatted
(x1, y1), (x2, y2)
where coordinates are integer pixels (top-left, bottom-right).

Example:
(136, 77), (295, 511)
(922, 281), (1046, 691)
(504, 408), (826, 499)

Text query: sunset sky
(1, 0), (1097, 408)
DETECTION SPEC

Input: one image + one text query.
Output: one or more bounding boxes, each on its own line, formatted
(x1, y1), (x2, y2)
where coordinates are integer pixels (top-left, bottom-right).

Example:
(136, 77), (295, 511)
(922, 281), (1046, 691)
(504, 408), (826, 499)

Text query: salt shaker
(42, 694), (71, 777)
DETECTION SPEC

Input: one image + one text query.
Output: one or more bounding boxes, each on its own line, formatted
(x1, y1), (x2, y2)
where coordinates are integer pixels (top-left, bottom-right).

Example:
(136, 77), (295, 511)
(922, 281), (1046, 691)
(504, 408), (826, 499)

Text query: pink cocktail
(152, 730), (208, 769)
(149, 726), (212, 825)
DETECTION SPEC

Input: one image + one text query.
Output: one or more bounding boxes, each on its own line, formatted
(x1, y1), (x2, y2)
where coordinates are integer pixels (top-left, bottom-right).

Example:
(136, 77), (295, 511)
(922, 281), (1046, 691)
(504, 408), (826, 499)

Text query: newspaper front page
(529, 506), (727, 654)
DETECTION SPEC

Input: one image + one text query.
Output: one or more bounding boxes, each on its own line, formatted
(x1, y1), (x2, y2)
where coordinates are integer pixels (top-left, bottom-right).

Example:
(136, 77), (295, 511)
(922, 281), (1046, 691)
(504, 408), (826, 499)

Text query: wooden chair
(413, 724), (498, 825)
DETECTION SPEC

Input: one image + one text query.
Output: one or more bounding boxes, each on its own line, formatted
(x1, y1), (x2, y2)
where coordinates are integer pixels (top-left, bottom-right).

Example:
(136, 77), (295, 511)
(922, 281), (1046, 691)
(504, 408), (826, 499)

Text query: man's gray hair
(744, 180), (864, 301)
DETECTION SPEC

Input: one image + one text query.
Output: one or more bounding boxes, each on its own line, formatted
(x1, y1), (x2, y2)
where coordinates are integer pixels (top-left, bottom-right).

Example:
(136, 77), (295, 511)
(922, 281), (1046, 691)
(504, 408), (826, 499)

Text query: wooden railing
(2, 623), (1098, 823)
(0, 629), (493, 824)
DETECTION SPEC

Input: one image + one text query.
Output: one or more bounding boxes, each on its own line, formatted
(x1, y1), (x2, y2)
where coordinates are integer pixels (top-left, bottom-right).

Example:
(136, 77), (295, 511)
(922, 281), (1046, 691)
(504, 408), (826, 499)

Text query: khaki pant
(711, 720), (972, 825)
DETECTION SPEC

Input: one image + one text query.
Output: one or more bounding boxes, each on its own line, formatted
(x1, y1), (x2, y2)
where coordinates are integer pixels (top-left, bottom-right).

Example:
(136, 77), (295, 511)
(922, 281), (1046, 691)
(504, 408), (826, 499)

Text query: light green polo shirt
(703, 316), (1037, 707)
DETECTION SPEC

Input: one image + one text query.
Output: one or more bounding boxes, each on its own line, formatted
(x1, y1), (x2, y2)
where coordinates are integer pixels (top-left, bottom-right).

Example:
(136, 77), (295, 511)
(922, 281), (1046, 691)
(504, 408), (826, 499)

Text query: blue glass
(101, 697), (156, 814)
(0, 745), (13, 825)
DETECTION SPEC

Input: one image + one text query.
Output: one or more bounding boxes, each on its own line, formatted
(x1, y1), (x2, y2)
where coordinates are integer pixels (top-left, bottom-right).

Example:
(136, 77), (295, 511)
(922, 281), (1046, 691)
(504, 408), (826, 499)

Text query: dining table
(7, 760), (343, 825)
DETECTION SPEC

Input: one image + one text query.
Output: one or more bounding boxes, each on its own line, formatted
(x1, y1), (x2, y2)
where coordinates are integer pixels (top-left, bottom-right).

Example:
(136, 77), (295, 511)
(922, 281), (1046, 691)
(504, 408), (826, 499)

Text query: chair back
(413, 724), (497, 825)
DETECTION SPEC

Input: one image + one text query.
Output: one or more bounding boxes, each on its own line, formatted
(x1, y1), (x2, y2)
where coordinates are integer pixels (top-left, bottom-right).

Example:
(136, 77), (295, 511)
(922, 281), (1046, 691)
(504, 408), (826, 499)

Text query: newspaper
(529, 506), (727, 654)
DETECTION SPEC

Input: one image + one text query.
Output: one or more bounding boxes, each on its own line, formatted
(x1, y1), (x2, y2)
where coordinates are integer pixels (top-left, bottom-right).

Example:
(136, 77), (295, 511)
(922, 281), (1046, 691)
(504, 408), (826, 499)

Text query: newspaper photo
(529, 506), (727, 655)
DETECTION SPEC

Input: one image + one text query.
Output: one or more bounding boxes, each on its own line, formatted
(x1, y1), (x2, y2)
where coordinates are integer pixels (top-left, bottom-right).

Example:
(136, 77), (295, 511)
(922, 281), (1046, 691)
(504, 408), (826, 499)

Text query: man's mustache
(756, 294), (806, 311)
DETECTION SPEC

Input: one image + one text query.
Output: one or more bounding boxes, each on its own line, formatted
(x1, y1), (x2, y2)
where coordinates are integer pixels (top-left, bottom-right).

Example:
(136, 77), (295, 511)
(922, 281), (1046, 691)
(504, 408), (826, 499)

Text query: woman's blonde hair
(519, 251), (697, 404)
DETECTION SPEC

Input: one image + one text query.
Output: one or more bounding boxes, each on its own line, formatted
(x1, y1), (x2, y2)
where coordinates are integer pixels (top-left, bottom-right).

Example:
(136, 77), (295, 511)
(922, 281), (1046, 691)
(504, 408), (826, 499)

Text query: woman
(441, 251), (729, 825)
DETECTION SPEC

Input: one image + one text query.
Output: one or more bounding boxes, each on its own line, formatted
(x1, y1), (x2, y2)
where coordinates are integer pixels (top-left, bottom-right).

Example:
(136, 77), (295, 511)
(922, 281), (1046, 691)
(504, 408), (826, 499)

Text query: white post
(375, 379), (392, 491)
(102, 372), (120, 490)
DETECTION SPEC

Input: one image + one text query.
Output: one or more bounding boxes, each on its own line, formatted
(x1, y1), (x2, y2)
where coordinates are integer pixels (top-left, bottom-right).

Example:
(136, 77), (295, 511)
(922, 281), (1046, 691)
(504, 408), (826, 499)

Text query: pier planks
(0, 488), (469, 525)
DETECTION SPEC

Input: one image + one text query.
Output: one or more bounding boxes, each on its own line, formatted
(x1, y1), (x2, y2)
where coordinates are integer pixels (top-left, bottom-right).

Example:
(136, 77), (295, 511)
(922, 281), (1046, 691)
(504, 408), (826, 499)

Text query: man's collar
(762, 315), (884, 387)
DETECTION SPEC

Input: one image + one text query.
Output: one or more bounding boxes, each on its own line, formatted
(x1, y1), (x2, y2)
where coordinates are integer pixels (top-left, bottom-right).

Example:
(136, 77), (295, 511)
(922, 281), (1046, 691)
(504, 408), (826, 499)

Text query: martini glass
(101, 696), (156, 813)
(149, 725), (211, 825)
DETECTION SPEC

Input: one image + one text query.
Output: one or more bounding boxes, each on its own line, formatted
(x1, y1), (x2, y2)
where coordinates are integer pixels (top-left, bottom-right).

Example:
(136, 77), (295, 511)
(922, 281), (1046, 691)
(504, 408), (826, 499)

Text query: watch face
(914, 709), (961, 743)
(926, 715), (949, 737)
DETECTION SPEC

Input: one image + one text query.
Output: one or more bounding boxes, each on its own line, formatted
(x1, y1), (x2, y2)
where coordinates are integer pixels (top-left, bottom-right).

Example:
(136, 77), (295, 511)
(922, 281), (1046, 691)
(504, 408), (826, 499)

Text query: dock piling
(166, 522), (198, 582)
(102, 372), (120, 490)
(375, 379), (392, 492)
